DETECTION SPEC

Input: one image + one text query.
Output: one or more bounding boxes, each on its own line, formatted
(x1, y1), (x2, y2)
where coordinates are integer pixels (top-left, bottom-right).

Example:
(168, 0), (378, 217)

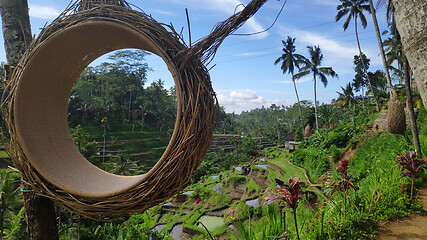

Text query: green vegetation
(0, 106), (425, 239)
(268, 157), (305, 180)
(68, 50), (176, 131)
(223, 122), (426, 240)
(1, 13), (426, 238)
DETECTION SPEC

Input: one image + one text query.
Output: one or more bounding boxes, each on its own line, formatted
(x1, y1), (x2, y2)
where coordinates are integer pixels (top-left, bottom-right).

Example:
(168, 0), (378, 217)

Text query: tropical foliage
(68, 50), (176, 131)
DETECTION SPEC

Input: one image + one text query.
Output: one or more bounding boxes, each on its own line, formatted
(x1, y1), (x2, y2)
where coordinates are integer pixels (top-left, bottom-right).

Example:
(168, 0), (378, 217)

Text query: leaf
(264, 196), (285, 205)
(275, 178), (286, 187)
(289, 177), (300, 188)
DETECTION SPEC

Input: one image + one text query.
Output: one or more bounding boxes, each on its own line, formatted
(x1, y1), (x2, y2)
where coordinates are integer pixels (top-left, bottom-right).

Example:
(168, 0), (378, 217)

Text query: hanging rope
(233, 0), (288, 36)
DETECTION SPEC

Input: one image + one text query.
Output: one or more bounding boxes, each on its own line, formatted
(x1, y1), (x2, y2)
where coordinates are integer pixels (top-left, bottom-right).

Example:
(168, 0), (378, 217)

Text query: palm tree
(335, 83), (356, 109)
(383, 32), (403, 83)
(294, 46), (338, 130)
(367, 0), (395, 97)
(336, 0), (380, 111)
(112, 152), (139, 176)
(392, 0), (427, 110)
(274, 36), (306, 130)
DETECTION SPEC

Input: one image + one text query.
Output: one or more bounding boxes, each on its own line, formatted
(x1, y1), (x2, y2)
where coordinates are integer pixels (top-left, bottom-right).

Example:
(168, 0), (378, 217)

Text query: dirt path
(376, 187), (427, 240)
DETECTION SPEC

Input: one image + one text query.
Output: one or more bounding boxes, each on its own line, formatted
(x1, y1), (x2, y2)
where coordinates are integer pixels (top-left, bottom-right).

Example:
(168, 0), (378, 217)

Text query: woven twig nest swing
(2, 0), (268, 218)
(3, 2), (216, 218)
(387, 95), (406, 134)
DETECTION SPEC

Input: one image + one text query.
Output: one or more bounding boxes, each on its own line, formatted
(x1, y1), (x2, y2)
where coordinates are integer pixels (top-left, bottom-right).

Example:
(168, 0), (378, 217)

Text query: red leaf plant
(265, 177), (304, 240)
(396, 151), (426, 200)
(327, 158), (359, 219)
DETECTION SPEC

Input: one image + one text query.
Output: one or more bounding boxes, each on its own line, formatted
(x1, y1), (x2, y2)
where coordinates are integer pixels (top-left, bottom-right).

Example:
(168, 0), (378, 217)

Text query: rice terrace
(0, 0), (426, 239)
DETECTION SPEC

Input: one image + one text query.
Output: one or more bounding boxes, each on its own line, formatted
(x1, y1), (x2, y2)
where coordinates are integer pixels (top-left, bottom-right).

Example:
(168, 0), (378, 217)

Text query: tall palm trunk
(404, 56), (421, 155)
(0, 0), (58, 239)
(0, 196), (4, 240)
(354, 16), (380, 111)
(314, 75), (319, 130)
(361, 86), (365, 109)
(368, 0), (396, 98)
(392, 0), (427, 110)
(292, 76), (304, 130)
(0, 0), (31, 67)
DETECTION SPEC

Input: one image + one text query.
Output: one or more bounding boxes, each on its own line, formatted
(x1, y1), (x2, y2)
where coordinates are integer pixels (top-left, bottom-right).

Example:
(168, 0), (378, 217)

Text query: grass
(268, 158), (306, 181)
(0, 151), (10, 158)
(247, 179), (259, 193)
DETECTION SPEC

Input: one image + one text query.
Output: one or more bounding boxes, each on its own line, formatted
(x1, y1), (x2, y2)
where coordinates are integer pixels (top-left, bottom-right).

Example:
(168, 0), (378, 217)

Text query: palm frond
(319, 67), (338, 79)
(343, 13), (352, 30)
(359, 10), (368, 28)
(361, 4), (371, 13)
(294, 70), (310, 80)
(336, 9), (349, 21)
(318, 73), (328, 87)
(294, 53), (307, 70)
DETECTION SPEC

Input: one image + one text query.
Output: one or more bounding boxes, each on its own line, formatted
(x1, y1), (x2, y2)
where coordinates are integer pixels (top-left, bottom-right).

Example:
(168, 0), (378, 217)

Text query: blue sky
(0, 0), (390, 113)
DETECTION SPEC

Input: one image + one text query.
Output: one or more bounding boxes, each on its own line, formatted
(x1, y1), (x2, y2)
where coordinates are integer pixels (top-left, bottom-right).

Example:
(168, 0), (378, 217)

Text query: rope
(233, 0), (288, 36)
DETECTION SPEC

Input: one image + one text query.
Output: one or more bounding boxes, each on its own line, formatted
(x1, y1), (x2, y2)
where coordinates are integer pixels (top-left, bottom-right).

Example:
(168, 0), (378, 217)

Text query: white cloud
(239, 17), (269, 39)
(236, 51), (266, 57)
(217, 89), (294, 113)
(150, 9), (176, 16)
(294, 30), (360, 61)
(29, 4), (60, 19)
(289, 28), (384, 67)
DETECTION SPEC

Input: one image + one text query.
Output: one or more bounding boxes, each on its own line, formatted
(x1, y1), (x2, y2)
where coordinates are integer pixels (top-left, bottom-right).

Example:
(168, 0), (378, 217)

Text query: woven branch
(1, 0), (267, 219)
(1, 4), (217, 219)
(180, 0), (268, 65)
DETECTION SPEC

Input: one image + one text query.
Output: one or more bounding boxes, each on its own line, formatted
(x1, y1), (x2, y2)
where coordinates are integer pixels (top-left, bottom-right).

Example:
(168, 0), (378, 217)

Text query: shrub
(292, 147), (328, 183)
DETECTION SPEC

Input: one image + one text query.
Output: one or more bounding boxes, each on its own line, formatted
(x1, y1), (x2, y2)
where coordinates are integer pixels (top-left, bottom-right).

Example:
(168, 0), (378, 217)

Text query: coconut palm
(336, 0), (380, 111)
(367, 0), (395, 95)
(392, 0), (427, 110)
(335, 83), (356, 109)
(274, 36), (306, 130)
(383, 32), (403, 83)
(294, 46), (338, 130)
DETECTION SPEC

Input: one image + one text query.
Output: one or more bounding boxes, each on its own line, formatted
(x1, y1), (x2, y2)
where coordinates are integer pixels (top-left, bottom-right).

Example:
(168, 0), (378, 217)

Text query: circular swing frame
(3, 4), (216, 218)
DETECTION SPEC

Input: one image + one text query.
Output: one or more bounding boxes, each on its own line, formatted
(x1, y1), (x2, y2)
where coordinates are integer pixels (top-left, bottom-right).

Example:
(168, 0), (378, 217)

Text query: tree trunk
(128, 89), (132, 121)
(354, 16), (380, 112)
(23, 189), (58, 240)
(0, 1), (59, 239)
(0, 196), (4, 240)
(392, 0), (427, 110)
(292, 76), (304, 130)
(314, 75), (319, 130)
(361, 86), (365, 109)
(0, 0), (32, 67)
(404, 56), (421, 155)
(368, 0), (395, 94)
